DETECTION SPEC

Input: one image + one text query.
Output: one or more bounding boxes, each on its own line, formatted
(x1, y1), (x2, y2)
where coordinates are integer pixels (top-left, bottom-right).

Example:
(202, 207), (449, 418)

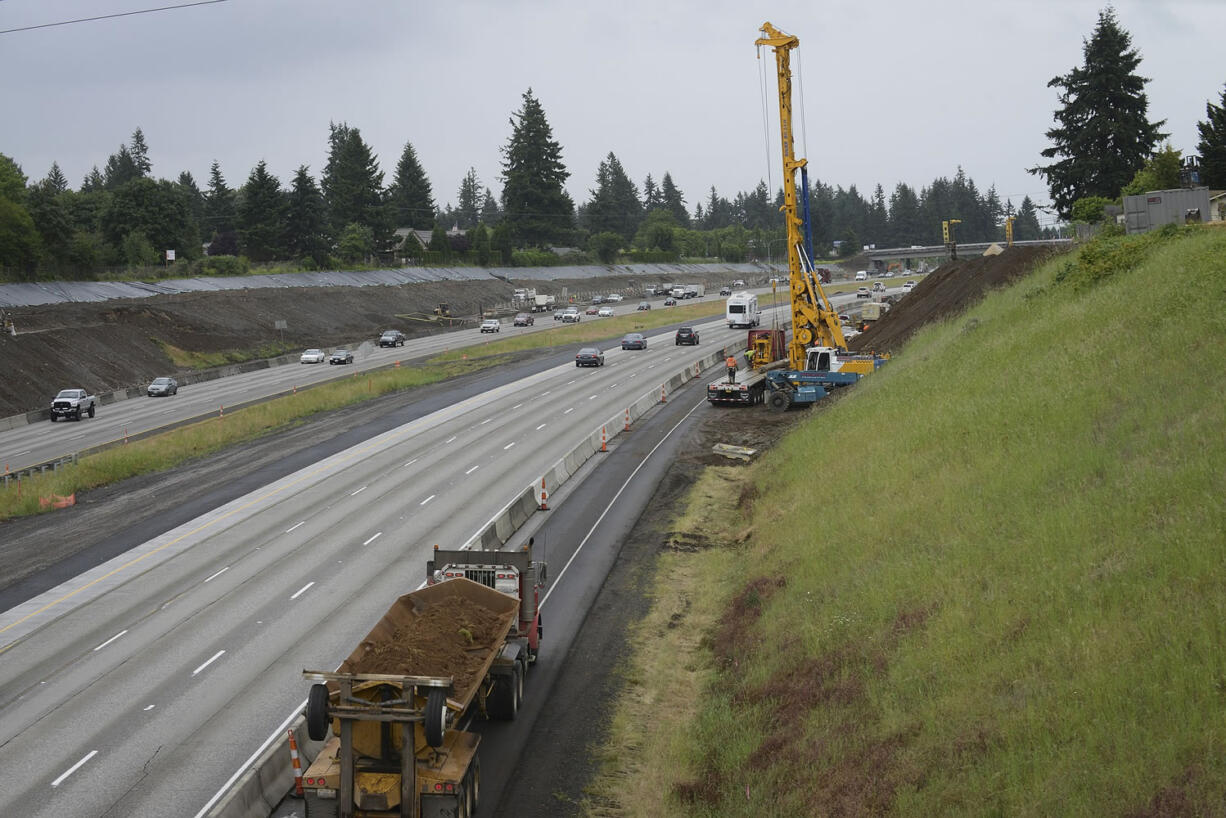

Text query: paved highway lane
(0, 289), (776, 473)
(0, 308), (776, 817)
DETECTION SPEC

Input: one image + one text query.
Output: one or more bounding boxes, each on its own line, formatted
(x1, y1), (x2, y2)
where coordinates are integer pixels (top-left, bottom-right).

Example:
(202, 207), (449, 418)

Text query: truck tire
(424, 687), (447, 748)
(466, 754), (481, 814)
(74, 407), (82, 421)
(87, 403), (95, 418)
(488, 666), (520, 721)
(306, 683), (331, 741)
(50, 415), (57, 423)
(768, 391), (792, 412)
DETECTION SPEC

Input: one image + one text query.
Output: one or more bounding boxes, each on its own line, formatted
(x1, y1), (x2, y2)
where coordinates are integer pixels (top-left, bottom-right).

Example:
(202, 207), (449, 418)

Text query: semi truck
(300, 540), (546, 818)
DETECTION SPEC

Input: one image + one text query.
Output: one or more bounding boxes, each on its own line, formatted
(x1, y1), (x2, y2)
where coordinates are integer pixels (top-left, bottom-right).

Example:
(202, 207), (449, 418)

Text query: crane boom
(756, 22), (847, 369)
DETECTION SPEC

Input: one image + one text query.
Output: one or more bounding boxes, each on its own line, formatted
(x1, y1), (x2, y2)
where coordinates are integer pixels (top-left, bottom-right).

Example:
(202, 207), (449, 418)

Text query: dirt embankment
(848, 246), (1062, 353)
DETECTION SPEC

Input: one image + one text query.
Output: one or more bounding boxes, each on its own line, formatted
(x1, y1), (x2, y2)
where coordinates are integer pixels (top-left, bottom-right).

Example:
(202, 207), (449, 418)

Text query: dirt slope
(849, 245), (1064, 354)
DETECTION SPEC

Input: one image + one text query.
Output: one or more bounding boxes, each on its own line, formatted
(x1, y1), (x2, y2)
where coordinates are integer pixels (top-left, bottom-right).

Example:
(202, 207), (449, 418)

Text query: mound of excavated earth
(849, 246), (1063, 354)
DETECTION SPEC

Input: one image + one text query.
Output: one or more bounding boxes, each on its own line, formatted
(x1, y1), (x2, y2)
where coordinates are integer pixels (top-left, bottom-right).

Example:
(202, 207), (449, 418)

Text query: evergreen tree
(238, 160), (286, 262)
(585, 152), (641, 243)
(480, 187), (500, 225)
(103, 144), (140, 189)
(285, 165), (330, 266)
(1195, 82), (1226, 188)
(177, 171), (206, 243)
(660, 172), (689, 227)
(491, 221), (513, 264)
(1121, 144), (1182, 196)
(322, 122), (389, 245)
(641, 174), (662, 212)
(1030, 7), (1167, 217)
(1015, 196), (1042, 241)
(388, 140), (435, 229)
(428, 224), (451, 261)
(44, 163), (69, 194)
(703, 186), (734, 229)
(865, 184), (888, 246)
(470, 223), (492, 265)
(456, 168), (482, 229)
(81, 167), (105, 193)
(27, 177), (74, 264)
(204, 160), (237, 246)
(981, 185), (1004, 241)
(99, 177), (198, 261)
(499, 89), (574, 246)
(887, 183), (924, 246)
(129, 127), (152, 177)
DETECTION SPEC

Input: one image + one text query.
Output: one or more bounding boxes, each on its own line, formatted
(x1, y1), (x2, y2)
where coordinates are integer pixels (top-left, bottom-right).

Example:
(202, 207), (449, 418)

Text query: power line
(0, 0), (228, 35)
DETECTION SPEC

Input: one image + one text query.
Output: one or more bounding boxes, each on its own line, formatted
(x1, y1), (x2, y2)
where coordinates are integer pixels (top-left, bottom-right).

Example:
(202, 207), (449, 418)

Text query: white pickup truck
(50, 388), (96, 422)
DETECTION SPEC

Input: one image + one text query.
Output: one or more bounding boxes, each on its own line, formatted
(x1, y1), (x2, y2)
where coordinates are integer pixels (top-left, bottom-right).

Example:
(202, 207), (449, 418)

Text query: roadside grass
(153, 339), (298, 370)
(585, 227), (1226, 815)
(0, 355), (503, 522)
(431, 301), (732, 361)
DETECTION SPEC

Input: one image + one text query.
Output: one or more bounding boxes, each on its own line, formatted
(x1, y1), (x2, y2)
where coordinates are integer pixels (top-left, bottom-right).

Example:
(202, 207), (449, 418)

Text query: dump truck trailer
(301, 542), (546, 818)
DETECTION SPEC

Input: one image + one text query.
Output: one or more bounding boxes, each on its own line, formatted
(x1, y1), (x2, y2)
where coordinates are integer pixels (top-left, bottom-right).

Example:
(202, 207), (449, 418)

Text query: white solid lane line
(191, 650), (226, 676)
(503, 442), (515, 450)
(93, 630), (127, 651)
(204, 566), (230, 583)
(420, 495), (435, 506)
(290, 582), (314, 600)
(285, 521), (305, 533)
(536, 424), (546, 430)
(51, 750), (98, 787)
(350, 486), (366, 496)
(465, 465), (480, 475)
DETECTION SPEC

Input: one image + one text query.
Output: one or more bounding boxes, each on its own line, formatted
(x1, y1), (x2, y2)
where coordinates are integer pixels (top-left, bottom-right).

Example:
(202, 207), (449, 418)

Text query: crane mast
(755, 22), (847, 370)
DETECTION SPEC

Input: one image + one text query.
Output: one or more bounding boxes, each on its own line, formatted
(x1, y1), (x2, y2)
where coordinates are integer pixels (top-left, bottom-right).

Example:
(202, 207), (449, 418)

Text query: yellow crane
(755, 22), (849, 371)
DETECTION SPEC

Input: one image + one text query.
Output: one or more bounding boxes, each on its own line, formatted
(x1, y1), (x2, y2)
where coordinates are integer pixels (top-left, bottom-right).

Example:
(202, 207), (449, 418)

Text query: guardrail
(203, 342), (735, 818)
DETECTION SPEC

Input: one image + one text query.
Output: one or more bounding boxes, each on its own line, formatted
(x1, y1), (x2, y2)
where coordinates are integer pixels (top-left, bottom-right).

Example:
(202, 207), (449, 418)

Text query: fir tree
(103, 144), (140, 189)
(641, 174), (661, 212)
(388, 140), (435, 229)
(1030, 7), (1167, 217)
(1015, 196), (1042, 241)
(480, 187), (501, 226)
(204, 160), (237, 241)
(585, 152), (641, 243)
(285, 165), (330, 266)
(1196, 82), (1226, 188)
(660, 172), (689, 227)
(456, 168), (482, 229)
(81, 167), (104, 193)
(500, 89), (574, 246)
(238, 160), (285, 262)
(129, 127), (152, 177)
(44, 162), (69, 194)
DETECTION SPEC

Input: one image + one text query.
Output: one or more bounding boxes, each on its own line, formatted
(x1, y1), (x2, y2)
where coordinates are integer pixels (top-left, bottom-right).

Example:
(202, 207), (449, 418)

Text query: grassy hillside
(587, 226), (1226, 816)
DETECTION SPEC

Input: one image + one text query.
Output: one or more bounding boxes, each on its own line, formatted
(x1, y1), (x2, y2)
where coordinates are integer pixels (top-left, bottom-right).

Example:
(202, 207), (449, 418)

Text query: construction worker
(725, 354), (738, 384)
(744, 347), (755, 369)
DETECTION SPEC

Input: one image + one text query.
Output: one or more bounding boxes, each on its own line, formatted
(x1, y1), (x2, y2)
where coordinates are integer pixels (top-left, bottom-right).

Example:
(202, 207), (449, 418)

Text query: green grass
(585, 227), (1226, 815)
(0, 355), (503, 522)
(153, 339), (299, 370)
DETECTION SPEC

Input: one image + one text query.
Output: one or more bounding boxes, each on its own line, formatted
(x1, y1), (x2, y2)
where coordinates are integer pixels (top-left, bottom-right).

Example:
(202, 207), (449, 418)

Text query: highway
(0, 284), (899, 817)
(0, 290), (766, 474)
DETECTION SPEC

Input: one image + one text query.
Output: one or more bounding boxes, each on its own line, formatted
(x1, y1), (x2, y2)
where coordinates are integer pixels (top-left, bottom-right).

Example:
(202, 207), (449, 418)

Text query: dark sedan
(329, 349), (354, 365)
(147, 376), (178, 397)
(621, 333), (647, 350)
(575, 347), (605, 367)
(513, 313), (535, 326)
(675, 327), (700, 345)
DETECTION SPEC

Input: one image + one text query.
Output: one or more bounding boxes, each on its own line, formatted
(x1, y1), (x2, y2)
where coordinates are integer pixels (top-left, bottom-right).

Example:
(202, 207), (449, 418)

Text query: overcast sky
(3, 0), (1223, 230)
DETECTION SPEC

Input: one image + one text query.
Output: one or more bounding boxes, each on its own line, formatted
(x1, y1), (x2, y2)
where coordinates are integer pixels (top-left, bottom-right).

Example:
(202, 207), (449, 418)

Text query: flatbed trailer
(707, 371), (768, 405)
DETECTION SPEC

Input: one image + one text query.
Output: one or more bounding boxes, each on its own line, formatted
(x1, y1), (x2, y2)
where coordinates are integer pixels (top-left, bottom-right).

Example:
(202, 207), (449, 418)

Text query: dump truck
(301, 540), (546, 818)
(532, 293), (556, 312)
(707, 329), (786, 406)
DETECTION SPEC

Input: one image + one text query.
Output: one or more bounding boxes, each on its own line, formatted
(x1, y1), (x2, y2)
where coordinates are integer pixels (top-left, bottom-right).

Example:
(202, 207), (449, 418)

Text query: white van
(725, 291), (761, 328)
(854, 270), (868, 281)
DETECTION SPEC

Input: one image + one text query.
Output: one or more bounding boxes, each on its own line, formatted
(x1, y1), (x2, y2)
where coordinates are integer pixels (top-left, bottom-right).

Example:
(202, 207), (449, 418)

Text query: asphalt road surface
(0, 307), (779, 817)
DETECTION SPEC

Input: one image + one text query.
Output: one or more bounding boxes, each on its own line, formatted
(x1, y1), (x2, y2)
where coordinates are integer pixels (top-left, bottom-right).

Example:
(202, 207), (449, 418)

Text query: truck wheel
(306, 683), (331, 741)
(768, 391), (791, 412)
(74, 407), (82, 421)
(87, 404), (95, 418)
(513, 661), (525, 709)
(488, 668), (519, 721)
(50, 415), (57, 423)
(424, 687), (447, 748)
(468, 754), (481, 812)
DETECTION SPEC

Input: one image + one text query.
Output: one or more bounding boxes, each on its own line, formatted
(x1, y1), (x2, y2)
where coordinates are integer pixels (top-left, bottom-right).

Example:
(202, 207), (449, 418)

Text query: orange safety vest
(725, 356), (737, 369)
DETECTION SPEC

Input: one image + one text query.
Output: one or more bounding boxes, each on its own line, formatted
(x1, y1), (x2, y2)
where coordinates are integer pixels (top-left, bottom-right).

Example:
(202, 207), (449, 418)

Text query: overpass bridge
(865, 238), (1071, 269)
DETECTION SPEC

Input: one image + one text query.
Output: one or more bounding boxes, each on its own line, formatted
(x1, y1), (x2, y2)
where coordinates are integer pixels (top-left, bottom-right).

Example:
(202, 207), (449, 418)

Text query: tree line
(3, 8), (1223, 281)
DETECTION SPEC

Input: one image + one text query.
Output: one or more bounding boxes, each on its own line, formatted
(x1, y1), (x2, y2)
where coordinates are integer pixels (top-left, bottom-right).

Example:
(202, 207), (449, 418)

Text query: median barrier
(204, 714), (324, 818)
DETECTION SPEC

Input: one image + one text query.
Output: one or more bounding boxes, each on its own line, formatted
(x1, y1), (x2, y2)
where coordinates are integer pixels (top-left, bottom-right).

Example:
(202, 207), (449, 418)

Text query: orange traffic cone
(288, 730), (304, 797)
(600, 426), (607, 452)
(539, 477), (549, 511)
(624, 408), (630, 431)
(660, 385), (667, 403)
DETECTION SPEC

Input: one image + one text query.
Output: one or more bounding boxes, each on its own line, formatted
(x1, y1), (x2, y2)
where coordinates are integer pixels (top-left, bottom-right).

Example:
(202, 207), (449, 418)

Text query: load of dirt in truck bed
(349, 595), (508, 690)
(848, 245), (1064, 355)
